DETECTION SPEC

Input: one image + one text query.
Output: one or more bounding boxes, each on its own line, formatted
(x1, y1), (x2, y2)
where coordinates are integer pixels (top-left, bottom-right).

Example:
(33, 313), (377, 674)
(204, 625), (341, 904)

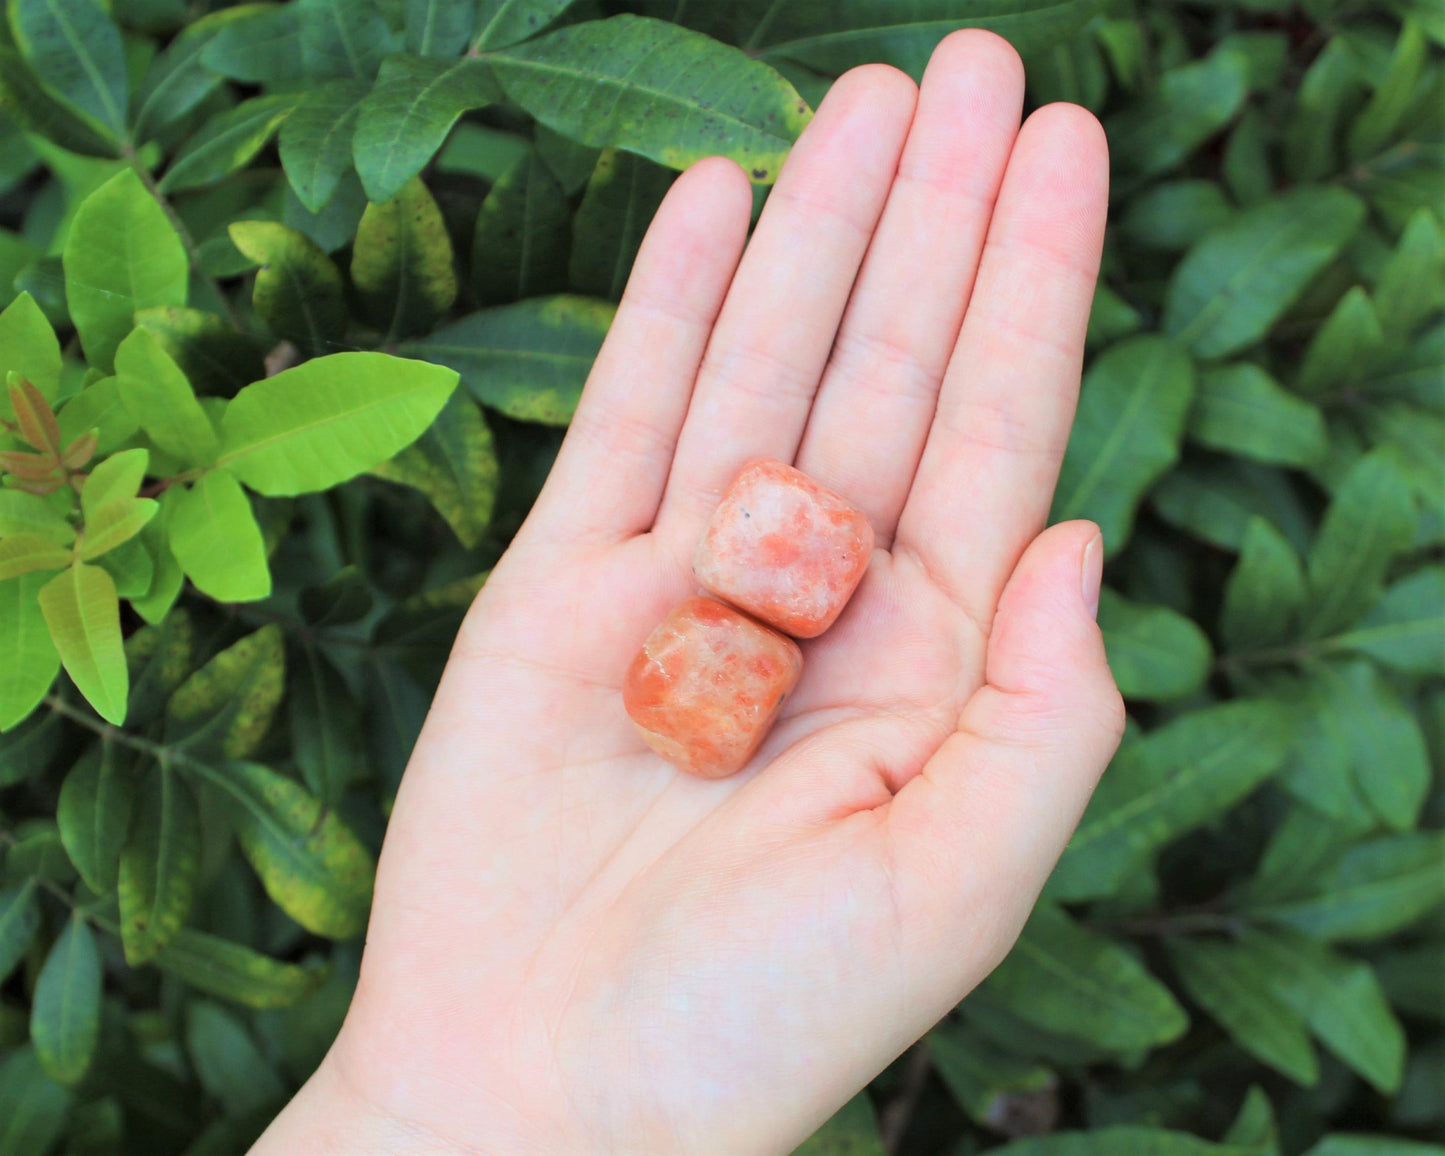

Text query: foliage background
(0, 0), (1441, 1153)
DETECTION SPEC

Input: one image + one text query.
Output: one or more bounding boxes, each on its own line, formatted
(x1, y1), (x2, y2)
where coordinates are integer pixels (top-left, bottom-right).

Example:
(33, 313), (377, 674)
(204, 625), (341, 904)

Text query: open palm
(255, 30), (1124, 1156)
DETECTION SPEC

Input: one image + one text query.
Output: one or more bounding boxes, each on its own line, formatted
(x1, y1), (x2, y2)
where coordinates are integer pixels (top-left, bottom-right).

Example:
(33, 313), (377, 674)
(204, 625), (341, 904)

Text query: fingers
(795, 31), (1025, 547)
(895, 103), (1109, 630)
(886, 521), (1125, 971)
(652, 65), (918, 544)
(526, 157), (754, 547)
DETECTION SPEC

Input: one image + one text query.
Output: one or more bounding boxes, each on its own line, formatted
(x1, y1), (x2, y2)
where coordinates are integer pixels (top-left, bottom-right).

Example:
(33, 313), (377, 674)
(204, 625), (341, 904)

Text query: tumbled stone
(623, 596), (803, 778)
(693, 458), (874, 638)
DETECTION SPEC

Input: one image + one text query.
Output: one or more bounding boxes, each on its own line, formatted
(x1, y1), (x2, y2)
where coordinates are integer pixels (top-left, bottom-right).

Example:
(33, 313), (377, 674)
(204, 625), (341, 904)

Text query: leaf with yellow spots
(165, 625), (284, 759)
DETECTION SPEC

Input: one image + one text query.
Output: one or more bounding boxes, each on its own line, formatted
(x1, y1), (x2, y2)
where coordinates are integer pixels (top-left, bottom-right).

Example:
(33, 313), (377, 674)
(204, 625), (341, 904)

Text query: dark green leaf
(158, 93), (298, 195)
(993, 1128), (1267, 1155)
(186, 1001), (286, 1117)
(405, 0), (474, 56)
(1188, 363), (1327, 467)
(792, 1091), (886, 1155)
(154, 927), (328, 1009)
(1120, 181), (1234, 252)
(135, 305), (268, 398)
(1098, 588), (1212, 701)
(9, 0), (129, 139)
(228, 220), (347, 354)
(289, 642), (362, 808)
(165, 624), (284, 759)
(1295, 286), (1388, 398)
(471, 148), (570, 305)
(1152, 460), (1312, 554)
(929, 1019), (1056, 1129)
(1326, 566), (1444, 675)
(1221, 517), (1307, 652)
(0, 880), (41, 983)
(1347, 20), (1427, 162)
(0, 45), (117, 156)
(201, 4), (303, 85)
(298, 565), (373, 627)
(118, 763), (201, 964)
(56, 742), (135, 893)
(1108, 50), (1250, 178)
(295, 0), (397, 81)
(1373, 207), (1445, 344)
(1304, 1138), (1445, 1156)
(569, 147), (675, 300)
(131, 7), (247, 141)
(0, 1046), (71, 1156)
(31, 912), (101, 1085)
(1284, 38), (1363, 182)
(350, 176), (458, 340)
(473, 0), (577, 51)
(278, 78), (370, 215)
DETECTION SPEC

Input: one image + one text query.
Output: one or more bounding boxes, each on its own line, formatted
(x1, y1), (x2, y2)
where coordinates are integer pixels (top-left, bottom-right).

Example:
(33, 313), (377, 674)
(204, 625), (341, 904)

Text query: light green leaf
(751, 0), (1101, 81)
(1049, 700), (1294, 902)
(229, 221), (347, 354)
(56, 741), (134, 894)
(350, 176), (457, 340)
(0, 533), (73, 580)
(130, 513), (183, 625)
(1164, 188), (1366, 360)
(193, 759), (374, 939)
(1373, 207), (1445, 344)
(9, 0), (128, 138)
(1295, 287), (1388, 398)
(117, 763), (200, 964)
(165, 624), (284, 759)
(370, 391), (499, 548)
(218, 351), (458, 495)
(1166, 936), (1319, 1086)
(36, 561), (125, 724)
(472, 147), (570, 306)
(31, 912), (101, 1085)
(401, 294), (613, 425)
(1326, 566), (1444, 675)
(1249, 831), (1445, 941)
(1222, 517), (1307, 652)
(0, 291), (62, 413)
(489, 15), (812, 184)
(0, 490), (72, 544)
(1188, 363), (1327, 466)
(1098, 588), (1212, 701)
(1052, 336), (1196, 556)
(62, 168), (188, 372)
(0, 880), (41, 982)
(186, 1001), (286, 1117)
(155, 927), (329, 1009)
(114, 325), (218, 465)
(158, 93), (299, 195)
(1304, 450), (1415, 638)
(569, 147), (675, 300)
(55, 376), (139, 455)
(0, 572), (58, 730)
(405, 0), (474, 56)
(278, 78), (370, 214)
(980, 903), (1188, 1051)
(352, 54), (500, 205)
(1232, 927), (1404, 1094)
(0, 1046), (71, 1156)
(929, 1019), (1056, 1129)
(79, 446), (157, 560)
(1108, 50), (1250, 178)
(792, 1091), (885, 1155)
(166, 470), (270, 602)
(1348, 20), (1427, 162)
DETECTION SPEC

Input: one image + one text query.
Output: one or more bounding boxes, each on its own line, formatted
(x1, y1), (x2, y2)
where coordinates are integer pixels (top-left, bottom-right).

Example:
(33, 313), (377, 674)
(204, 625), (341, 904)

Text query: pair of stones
(624, 459), (874, 778)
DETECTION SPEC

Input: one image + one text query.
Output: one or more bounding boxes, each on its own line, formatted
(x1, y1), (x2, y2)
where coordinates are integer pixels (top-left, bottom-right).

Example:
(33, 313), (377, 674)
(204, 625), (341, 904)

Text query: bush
(0, 0), (1440, 1153)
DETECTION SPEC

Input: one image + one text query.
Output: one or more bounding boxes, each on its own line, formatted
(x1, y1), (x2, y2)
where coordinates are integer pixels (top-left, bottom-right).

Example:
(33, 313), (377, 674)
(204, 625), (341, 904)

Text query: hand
(254, 29), (1122, 1156)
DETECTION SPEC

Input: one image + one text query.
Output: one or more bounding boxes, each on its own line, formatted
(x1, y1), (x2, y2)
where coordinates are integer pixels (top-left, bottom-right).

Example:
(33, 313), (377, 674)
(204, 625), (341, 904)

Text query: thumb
(887, 520), (1125, 987)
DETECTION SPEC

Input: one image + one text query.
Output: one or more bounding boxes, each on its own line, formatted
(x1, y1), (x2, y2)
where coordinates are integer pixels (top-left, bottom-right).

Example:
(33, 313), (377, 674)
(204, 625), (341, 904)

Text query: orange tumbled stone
(693, 458), (874, 639)
(623, 596), (803, 778)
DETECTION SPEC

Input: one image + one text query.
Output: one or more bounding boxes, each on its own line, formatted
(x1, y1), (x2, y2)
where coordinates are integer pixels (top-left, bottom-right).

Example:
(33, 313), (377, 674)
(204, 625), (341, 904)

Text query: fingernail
(1081, 533), (1103, 619)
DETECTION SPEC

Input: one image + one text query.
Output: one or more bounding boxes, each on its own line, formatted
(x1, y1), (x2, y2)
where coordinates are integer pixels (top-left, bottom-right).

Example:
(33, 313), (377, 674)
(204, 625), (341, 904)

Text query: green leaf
(201, 4), (303, 84)
(155, 927), (328, 1009)
(401, 294), (613, 425)
(117, 763), (201, 964)
(193, 760), (374, 939)
(928, 1019), (1056, 1129)
(569, 147), (675, 300)
(792, 1091), (886, 1155)
(278, 78), (370, 214)
(1373, 207), (1445, 344)
(471, 147), (570, 306)
(0, 572), (58, 730)
(0, 291), (62, 413)
(980, 903), (1188, 1051)
(1166, 936), (1319, 1086)
(62, 168), (189, 372)
(1304, 1139), (1445, 1156)
(3, 820), (72, 883)
(1051, 336), (1196, 556)
(31, 912), (101, 1085)
(1107, 50), (1250, 178)
(1284, 38), (1363, 182)
(0, 1046), (71, 1156)
(369, 391), (499, 548)
(1374, 942), (1445, 1023)
(0, 709), (62, 787)
(1049, 700), (1294, 902)
(295, 0), (397, 81)
(229, 221), (347, 354)
(114, 325), (218, 465)
(1188, 363), (1327, 467)
(473, 0), (576, 51)
(750, 0), (1101, 81)
(1231, 927), (1404, 1094)
(1295, 287), (1388, 398)
(78, 461), (157, 565)
(405, 0), (474, 56)
(363, 656), (430, 800)
(1098, 588), (1212, 701)
(1221, 518), (1307, 652)
(1223, 1088), (1278, 1150)
(289, 642), (362, 808)
(1303, 450), (1415, 638)
(351, 54), (500, 205)
(166, 470), (271, 603)
(1244, 801), (1374, 908)
(350, 176), (457, 340)
(37, 561), (126, 724)
(1152, 459), (1312, 555)
(130, 514), (183, 625)
(186, 1001), (286, 1117)
(1120, 181), (1234, 252)
(56, 741), (134, 893)
(0, 490), (72, 544)
(0, 880), (41, 982)
(218, 351), (459, 495)
(131, 7), (244, 141)
(1163, 188), (1366, 360)
(1249, 831), (1445, 941)
(158, 93), (299, 195)
(0, 45), (116, 156)
(1347, 20), (1427, 162)
(1086, 283), (1142, 351)
(1327, 566), (1444, 675)
(489, 15), (812, 185)
(0, 533), (73, 580)
(989, 1128), (1265, 1156)
(165, 624), (284, 760)
(124, 606), (194, 728)
(9, 0), (129, 139)
(136, 305), (267, 398)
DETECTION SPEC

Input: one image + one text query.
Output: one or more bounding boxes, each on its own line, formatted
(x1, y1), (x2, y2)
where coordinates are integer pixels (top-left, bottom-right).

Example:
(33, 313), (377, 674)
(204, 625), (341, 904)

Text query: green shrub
(0, 0), (1440, 1153)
